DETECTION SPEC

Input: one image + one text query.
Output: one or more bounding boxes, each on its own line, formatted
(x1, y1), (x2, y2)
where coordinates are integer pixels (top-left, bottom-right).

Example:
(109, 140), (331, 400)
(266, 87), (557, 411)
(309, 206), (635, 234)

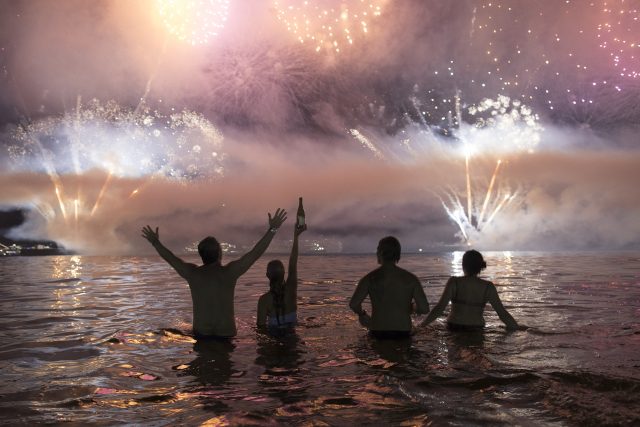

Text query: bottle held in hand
(296, 197), (305, 228)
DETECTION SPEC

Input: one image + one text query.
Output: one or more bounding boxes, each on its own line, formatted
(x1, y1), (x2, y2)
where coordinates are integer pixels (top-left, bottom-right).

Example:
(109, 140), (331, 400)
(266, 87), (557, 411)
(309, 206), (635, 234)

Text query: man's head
(377, 236), (401, 264)
(198, 236), (222, 265)
(462, 249), (486, 276)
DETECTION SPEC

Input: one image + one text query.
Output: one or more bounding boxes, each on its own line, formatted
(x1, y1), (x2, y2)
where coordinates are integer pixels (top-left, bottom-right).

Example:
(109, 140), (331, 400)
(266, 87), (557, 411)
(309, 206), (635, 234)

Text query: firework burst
(597, 0), (640, 78)
(204, 44), (327, 126)
(273, 0), (383, 53)
(6, 99), (225, 226)
(156, 0), (230, 45)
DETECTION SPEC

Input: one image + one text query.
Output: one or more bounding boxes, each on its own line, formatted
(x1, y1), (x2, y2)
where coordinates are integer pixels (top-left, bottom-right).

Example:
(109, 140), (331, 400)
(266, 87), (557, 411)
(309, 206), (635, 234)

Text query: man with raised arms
(141, 208), (287, 339)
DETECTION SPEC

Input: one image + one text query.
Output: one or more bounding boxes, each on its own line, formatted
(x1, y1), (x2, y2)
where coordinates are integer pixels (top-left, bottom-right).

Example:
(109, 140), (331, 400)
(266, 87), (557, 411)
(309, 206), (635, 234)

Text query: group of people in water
(141, 205), (524, 340)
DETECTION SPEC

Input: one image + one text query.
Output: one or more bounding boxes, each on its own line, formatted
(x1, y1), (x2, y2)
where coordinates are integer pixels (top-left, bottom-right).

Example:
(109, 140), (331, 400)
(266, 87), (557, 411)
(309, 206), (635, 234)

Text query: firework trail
(349, 129), (385, 159)
(436, 94), (541, 244)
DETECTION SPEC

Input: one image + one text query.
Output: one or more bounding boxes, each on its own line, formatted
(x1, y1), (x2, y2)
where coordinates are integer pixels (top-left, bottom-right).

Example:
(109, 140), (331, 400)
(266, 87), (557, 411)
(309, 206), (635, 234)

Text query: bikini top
(267, 311), (297, 328)
(451, 277), (490, 308)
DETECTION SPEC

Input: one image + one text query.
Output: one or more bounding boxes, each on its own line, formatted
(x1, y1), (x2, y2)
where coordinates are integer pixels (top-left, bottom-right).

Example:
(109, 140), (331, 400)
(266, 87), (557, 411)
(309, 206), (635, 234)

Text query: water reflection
(255, 332), (309, 405)
(180, 339), (236, 387)
(450, 251), (464, 276)
(443, 330), (490, 370)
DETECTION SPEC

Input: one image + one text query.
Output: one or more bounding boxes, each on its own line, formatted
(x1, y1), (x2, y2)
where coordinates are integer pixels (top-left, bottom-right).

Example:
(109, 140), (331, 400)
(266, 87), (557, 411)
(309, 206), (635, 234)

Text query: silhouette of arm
(420, 277), (454, 326)
(349, 277), (369, 314)
(141, 225), (195, 279)
(487, 284), (520, 330)
(285, 223), (306, 307)
(412, 278), (430, 315)
(256, 294), (268, 328)
(349, 277), (372, 327)
(227, 208), (287, 277)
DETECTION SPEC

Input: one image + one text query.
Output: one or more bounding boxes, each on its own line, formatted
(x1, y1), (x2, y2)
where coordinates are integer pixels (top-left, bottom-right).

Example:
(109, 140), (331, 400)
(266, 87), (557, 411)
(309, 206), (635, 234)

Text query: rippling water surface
(1, 252), (639, 425)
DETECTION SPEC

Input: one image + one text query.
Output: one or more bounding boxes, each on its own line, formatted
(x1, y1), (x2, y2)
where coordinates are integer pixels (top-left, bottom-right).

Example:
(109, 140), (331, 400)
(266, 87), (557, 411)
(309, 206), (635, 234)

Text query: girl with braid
(256, 216), (306, 334)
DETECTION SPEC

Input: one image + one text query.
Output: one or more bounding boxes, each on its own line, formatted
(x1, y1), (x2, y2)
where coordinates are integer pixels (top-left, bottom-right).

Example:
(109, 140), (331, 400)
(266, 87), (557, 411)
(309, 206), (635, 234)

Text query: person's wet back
(349, 236), (429, 339)
(420, 249), (525, 331)
(141, 208), (287, 339)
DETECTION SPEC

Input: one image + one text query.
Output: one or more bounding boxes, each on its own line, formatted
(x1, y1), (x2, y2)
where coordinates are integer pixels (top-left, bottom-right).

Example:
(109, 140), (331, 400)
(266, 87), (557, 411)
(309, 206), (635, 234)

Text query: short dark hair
(462, 250), (487, 275)
(377, 236), (401, 263)
(198, 236), (221, 265)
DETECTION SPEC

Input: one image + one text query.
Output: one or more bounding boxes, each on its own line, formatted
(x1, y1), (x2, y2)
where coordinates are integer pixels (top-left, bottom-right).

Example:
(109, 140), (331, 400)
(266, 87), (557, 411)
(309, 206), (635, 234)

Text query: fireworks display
(6, 99), (224, 224)
(156, 0), (230, 45)
(203, 44), (326, 126)
(350, 91), (542, 246)
(273, 0), (383, 53)
(597, 0), (640, 78)
(0, 1), (639, 252)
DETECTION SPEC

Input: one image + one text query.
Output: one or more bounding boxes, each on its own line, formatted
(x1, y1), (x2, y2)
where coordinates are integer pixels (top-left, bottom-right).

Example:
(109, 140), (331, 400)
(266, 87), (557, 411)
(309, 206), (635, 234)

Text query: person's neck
(380, 261), (397, 268)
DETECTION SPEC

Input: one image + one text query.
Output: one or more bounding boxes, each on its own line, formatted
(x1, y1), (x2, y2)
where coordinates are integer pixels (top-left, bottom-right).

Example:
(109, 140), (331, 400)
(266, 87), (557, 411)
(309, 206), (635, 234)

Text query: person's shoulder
(258, 292), (271, 303)
(177, 262), (198, 277)
(395, 266), (420, 281)
(361, 267), (383, 281)
(478, 277), (494, 286)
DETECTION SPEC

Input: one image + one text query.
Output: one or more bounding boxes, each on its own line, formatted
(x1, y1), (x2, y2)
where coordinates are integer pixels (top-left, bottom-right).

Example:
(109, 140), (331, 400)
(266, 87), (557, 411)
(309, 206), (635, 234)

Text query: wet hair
(462, 250), (487, 276)
(266, 260), (286, 324)
(198, 236), (221, 265)
(377, 236), (401, 263)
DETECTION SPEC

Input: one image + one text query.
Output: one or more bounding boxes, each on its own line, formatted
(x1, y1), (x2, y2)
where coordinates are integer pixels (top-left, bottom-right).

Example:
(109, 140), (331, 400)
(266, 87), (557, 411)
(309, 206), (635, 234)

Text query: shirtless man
(141, 208), (287, 339)
(349, 236), (429, 338)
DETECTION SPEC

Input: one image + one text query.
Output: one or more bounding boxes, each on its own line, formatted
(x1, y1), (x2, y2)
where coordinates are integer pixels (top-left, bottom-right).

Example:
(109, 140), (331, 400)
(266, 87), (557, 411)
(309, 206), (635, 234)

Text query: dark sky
(0, 0), (639, 253)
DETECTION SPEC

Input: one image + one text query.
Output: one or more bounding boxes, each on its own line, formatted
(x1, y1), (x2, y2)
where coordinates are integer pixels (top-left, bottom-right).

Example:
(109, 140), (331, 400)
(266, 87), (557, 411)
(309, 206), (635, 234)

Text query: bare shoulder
(258, 292), (271, 305)
(395, 266), (420, 283)
(479, 278), (495, 287)
(361, 267), (383, 282)
(178, 262), (199, 278)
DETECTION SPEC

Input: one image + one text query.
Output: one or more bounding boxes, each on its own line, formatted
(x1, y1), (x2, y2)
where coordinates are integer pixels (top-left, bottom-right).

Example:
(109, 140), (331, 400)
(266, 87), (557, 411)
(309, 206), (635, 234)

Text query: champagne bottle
(296, 197), (305, 227)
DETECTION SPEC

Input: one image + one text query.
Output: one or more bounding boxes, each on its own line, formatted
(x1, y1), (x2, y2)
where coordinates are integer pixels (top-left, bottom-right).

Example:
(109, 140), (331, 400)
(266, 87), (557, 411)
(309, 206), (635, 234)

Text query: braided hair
(266, 260), (286, 325)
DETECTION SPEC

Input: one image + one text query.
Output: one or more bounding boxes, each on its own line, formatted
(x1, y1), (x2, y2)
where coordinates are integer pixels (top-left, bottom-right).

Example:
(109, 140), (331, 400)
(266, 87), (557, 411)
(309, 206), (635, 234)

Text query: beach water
(1, 252), (639, 425)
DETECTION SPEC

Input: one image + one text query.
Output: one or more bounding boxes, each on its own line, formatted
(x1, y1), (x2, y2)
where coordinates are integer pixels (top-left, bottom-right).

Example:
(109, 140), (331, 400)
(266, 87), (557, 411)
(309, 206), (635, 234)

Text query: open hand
(141, 225), (160, 244)
(268, 208), (287, 230)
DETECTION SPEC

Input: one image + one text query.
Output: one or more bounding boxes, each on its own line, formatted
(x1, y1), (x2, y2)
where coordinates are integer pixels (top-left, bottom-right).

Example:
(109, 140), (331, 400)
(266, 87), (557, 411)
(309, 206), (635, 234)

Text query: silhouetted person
(349, 236), (429, 339)
(256, 219), (307, 334)
(141, 208), (287, 339)
(420, 249), (524, 331)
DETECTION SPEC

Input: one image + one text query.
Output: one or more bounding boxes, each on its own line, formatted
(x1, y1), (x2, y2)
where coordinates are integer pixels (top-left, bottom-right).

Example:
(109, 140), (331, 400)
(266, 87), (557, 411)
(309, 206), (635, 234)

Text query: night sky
(0, 0), (639, 253)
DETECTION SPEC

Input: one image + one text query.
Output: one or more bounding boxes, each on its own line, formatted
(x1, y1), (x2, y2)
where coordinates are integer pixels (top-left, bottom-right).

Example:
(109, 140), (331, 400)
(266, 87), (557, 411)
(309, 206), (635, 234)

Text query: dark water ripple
(1, 252), (639, 425)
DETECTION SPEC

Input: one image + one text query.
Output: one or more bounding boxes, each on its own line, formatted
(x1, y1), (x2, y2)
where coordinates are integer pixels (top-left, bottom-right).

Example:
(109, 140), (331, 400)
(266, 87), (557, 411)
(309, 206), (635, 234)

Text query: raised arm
(227, 208), (287, 277)
(420, 277), (455, 326)
(487, 284), (521, 330)
(141, 225), (195, 279)
(285, 224), (306, 297)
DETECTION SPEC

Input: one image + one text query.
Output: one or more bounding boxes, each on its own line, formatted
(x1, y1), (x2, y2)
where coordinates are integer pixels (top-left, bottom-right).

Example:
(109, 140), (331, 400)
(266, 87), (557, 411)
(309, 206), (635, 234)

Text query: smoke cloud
(1, 0), (639, 253)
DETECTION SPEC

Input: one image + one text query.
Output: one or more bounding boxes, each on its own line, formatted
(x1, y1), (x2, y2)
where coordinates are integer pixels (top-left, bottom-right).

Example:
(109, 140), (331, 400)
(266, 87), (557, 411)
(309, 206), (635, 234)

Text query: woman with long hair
(256, 219), (306, 333)
(421, 250), (525, 331)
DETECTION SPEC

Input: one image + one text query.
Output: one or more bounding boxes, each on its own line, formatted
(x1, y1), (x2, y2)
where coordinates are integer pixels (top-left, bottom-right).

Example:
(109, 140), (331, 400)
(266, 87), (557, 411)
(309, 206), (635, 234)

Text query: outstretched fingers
(268, 208), (287, 229)
(141, 225), (159, 242)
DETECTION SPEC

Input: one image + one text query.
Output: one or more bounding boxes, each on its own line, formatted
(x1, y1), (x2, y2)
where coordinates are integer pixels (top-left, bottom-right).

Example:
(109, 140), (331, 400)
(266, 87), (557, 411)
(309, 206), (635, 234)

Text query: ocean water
(0, 252), (639, 426)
